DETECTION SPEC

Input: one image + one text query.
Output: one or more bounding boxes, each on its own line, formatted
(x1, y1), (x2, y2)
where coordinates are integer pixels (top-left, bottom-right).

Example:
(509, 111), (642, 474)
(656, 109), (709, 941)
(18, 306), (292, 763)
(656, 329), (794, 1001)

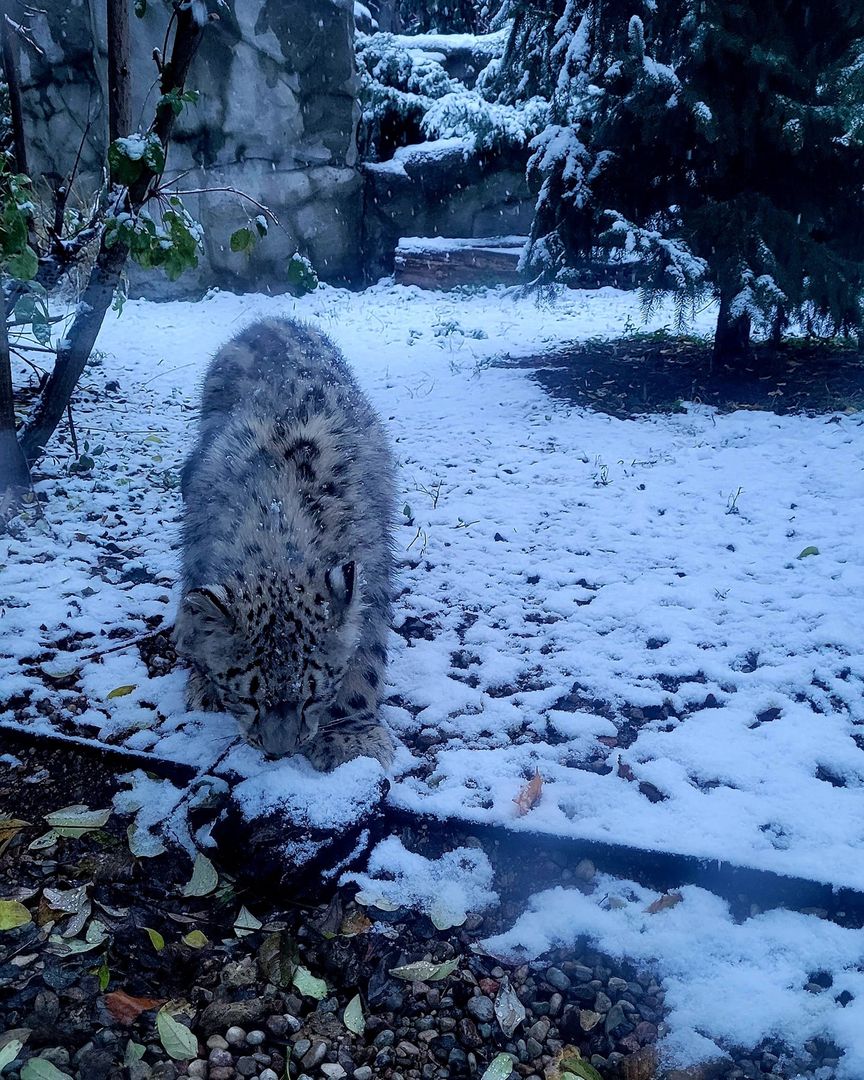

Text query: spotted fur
(175, 318), (395, 769)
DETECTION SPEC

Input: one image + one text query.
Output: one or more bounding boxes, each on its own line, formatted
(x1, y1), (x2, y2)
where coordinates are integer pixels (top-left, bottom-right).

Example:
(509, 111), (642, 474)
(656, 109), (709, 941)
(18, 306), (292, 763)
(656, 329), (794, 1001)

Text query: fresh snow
(2, 279), (863, 1071)
(481, 876), (864, 1076)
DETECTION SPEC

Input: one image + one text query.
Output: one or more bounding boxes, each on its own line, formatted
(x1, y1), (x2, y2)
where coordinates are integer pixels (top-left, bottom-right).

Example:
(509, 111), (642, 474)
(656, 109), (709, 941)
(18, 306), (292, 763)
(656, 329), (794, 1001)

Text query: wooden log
(394, 236), (525, 289)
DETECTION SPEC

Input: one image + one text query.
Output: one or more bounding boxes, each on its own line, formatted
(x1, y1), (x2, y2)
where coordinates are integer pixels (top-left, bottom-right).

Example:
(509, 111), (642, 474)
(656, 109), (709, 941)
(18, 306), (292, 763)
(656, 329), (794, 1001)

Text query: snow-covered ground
(3, 281), (863, 1073)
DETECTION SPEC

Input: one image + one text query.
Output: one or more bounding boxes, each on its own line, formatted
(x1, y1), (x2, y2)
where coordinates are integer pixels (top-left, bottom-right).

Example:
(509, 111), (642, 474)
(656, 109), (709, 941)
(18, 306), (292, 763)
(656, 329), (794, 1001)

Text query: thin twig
(66, 404), (79, 457)
(77, 629), (165, 663)
(155, 185), (283, 229)
(10, 351), (48, 377)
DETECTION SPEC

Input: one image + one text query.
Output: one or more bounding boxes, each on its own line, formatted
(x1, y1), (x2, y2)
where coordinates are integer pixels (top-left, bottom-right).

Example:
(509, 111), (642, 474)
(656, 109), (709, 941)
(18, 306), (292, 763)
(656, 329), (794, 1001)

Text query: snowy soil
(2, 281), (864, 1073)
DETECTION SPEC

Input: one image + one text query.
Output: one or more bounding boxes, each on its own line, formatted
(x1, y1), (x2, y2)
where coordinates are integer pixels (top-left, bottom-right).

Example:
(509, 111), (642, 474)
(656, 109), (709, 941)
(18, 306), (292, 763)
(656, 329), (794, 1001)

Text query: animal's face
(175, 562), (360, 756)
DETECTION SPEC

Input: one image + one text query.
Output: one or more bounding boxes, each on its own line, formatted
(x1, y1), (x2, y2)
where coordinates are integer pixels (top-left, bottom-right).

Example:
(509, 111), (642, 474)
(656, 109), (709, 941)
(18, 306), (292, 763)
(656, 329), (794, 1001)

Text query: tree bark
(0, 295), (32, 499)
(713, 291), (752, 367)
(107, 0), (132, 145)
(0, 15), (28, 176)
(19, 3), (205, 465)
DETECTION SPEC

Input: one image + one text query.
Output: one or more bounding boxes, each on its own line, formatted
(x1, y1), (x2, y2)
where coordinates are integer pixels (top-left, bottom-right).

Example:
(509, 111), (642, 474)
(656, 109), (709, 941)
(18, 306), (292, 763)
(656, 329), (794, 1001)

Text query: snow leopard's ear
(184, 585), (233, 625)
(325, 561), (357, 617)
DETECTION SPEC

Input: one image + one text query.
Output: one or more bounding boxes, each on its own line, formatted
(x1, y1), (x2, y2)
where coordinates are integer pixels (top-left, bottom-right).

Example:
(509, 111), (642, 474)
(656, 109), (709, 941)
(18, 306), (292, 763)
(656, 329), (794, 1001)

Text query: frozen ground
(2, 281), (863, 1072)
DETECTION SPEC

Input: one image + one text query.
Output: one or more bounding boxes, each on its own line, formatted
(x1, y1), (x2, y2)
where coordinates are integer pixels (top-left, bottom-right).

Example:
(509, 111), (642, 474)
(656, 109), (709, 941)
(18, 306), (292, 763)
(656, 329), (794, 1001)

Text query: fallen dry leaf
(645, 891), (683, 914)
(105, 990), (164, 1025)
(514, 768), (543, 816)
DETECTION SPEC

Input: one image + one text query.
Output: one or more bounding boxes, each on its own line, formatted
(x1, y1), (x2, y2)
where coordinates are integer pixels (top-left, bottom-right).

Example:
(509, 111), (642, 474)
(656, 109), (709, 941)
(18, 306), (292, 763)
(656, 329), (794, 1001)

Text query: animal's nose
(256, 701), (301, 758)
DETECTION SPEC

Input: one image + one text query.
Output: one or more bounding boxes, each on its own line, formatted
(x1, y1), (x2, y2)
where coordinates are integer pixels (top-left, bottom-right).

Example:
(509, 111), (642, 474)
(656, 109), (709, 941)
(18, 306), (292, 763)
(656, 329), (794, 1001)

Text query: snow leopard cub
(175, 318), (395, 770)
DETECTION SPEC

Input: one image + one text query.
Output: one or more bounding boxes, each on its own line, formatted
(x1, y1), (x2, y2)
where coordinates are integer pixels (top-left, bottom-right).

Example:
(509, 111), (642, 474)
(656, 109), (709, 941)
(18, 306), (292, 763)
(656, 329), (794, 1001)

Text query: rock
(526, 1037), (543, 1060)
(208, 1050), (233, 1068)
(373, 1030), (394, 1049)
(260, 1072), (279, 1080)
(594, 992), (612, 1014)
(207, 1037), (229, 1052)
(187, 1062), (208, 1079)
(223, 959), (257, 989)
(200, 997), (280, 1035)
(467, 996), (495, 1023)
(37, 1049), (70, 1069)
(266, 1017), (290, 1038)
(353, 1069), (373, 1080)
(75, 1048), (114, 1080)
(545, 967), (571, 992)
(321, 1066), (346, 1079)
(527, 1019), (550, 1043)
(571, 964), (594, 983)
(301, 1041), (327, 1071)
(580, 1011), (603, 1032)
(225, 1026), (247, 1046)
(209, 1068), (234, 1080)
(246, 1031), (265, 1046)
(575, 859), (596, 881)
(457, 1018), (482, 1050)
(620, 1046), (658, 1080)
(235, 1056), (258, 1077)
(292, 1040), (311, 1060)
(606, 1001), (630, 1034)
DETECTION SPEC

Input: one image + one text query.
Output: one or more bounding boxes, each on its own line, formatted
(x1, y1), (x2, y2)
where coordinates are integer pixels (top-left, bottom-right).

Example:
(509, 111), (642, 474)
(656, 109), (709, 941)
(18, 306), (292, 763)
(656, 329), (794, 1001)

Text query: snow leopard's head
(175, 562), (362, 756)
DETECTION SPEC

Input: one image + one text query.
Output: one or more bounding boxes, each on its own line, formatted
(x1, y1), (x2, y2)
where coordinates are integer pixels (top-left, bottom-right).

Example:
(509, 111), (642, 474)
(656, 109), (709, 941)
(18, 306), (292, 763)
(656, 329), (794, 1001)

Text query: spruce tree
(519, 0), (864, 363)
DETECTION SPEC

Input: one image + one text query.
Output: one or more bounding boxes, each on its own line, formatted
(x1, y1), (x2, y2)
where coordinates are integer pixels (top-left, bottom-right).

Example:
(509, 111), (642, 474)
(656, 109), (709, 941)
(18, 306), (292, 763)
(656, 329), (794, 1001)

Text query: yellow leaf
(0, 900), (32, 931)
(107, 685), (136, 700)
(145, 927), (165, 951)
(182, 930), (209, 949)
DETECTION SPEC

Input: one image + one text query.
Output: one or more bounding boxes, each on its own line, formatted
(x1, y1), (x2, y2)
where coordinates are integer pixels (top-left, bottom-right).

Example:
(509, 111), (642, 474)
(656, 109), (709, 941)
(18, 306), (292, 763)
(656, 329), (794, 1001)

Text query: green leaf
(429, 900), (466, 931)
(181, 853), (218, 897)
(142, 134), (166, 175)
(0, 900), (31, 931)
(234, 905), (263, 937)
(107, 684), (136, 700)
(133, 0), (146, 16)
(156, 1008), (198, 1061)
(182, 929), (209, 949)
(286, 252), (319, 295)
(97, 959), (110, 991)
(108, 141), (143, 186)
(145, 926), (165, 952)
(292, 965), (328, 999)
(561, 1064), (603, 1080)
(0, 1039), (24, 1075)
(343, 993), (365, 1035)
(20, 1060), (72, 1080)
(45, 805), (111, 838)
(389, 957), (460, 982)
(123, 1042), (145, 1067)
(229, 227), (254, 254)
(7, 246), (38, 281)
(797, 546), (820, 559)
(480, 1054), (515, 1080)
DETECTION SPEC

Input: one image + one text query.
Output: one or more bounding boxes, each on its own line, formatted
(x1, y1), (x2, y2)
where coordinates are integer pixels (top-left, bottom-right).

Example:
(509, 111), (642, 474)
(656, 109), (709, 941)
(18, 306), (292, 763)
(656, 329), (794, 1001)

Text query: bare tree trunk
(19, 3), (205, 465)
(713, 291), (752, 368)
(107, 0), (131, 144)
(0, 15), (28, 175)
(0, 295), (31, 500)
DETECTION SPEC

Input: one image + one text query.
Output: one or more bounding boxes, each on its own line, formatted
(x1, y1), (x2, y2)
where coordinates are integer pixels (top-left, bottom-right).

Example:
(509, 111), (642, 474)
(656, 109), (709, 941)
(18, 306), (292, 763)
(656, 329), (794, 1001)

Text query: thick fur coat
(175, 318), (395, 769)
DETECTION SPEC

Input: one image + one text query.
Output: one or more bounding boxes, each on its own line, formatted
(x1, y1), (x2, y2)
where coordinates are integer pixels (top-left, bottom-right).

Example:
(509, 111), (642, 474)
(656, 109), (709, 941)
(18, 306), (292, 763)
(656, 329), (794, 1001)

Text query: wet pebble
(545, 966), (571, 991)
(466, 996), (494, 1023)
(226, 1026), (247, 1046)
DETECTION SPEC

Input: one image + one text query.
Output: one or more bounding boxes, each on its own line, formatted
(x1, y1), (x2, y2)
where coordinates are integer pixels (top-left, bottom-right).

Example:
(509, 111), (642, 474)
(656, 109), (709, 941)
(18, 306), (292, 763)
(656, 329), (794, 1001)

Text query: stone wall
(362, 141), (533, 282)
(16, 0), (363, 296)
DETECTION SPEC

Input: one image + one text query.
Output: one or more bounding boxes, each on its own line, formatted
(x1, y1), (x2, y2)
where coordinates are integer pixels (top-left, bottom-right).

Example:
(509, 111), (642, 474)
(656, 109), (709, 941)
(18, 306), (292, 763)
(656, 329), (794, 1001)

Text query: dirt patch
(503, 334), (864, 417)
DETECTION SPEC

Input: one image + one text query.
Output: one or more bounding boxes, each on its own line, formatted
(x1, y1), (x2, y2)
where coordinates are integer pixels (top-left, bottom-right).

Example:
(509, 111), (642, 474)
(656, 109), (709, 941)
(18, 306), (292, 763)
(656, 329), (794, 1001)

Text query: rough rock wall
(16, 0), (362, 296)
(362, 141), (533, 282)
